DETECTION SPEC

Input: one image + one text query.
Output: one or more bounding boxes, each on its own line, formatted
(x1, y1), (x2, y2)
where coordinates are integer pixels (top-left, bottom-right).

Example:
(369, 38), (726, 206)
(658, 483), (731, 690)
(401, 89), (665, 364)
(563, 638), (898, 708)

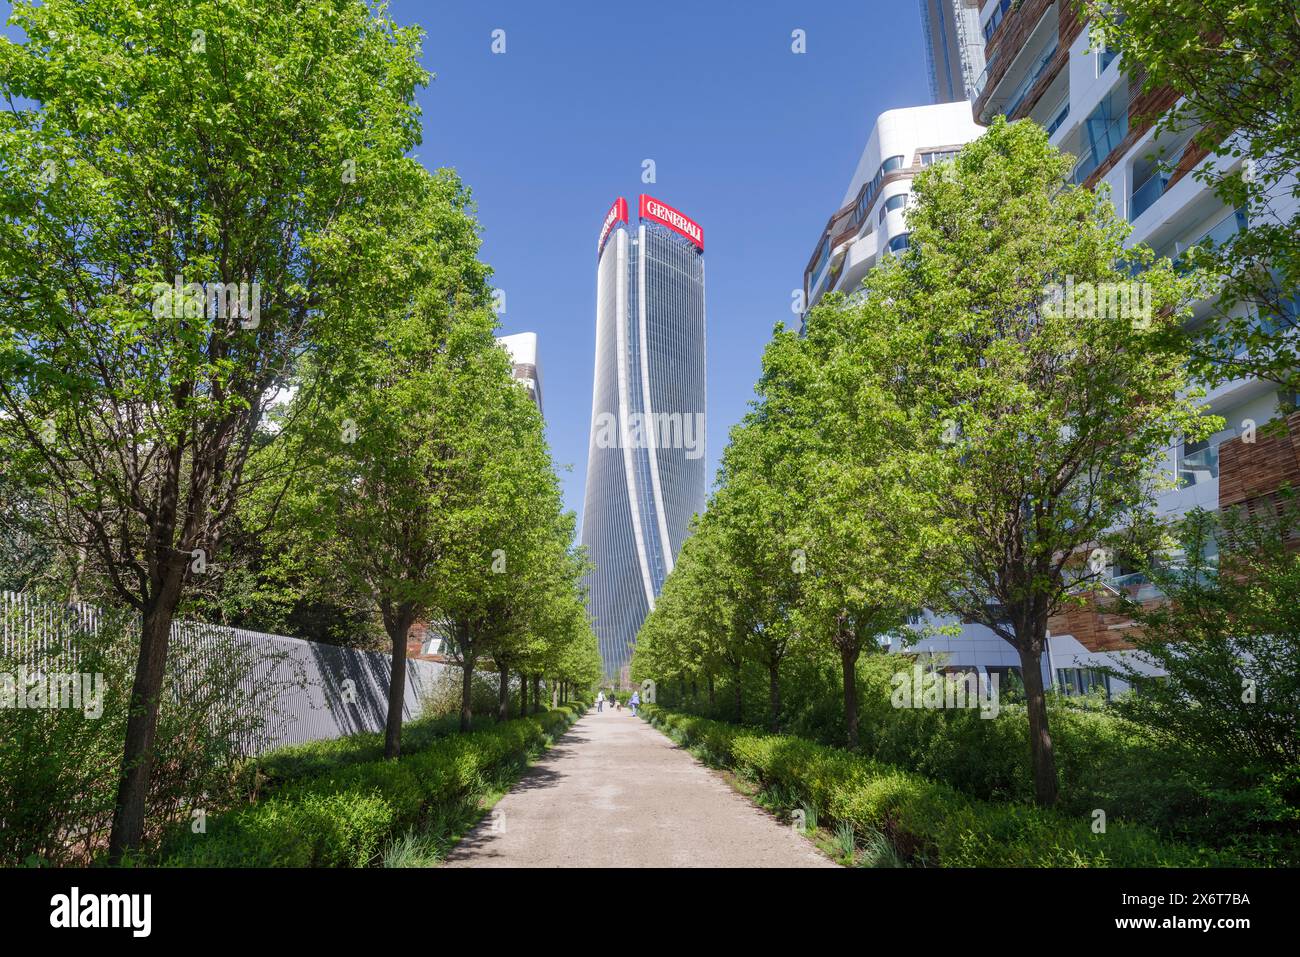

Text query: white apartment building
(802, 101), (984, 321)
(497, 331), (543, 415)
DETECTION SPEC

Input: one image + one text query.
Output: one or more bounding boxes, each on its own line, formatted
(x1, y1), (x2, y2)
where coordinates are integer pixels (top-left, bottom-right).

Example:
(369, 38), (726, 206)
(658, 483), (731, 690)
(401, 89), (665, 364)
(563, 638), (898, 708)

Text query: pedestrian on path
(596, 690), (604, 712)
(630, 690), (640, 716)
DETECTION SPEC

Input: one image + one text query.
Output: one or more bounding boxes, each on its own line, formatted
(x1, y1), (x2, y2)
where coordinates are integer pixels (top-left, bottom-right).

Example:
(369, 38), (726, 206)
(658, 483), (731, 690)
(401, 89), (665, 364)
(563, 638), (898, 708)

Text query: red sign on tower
(638, 194), (703, 251)
(597, 197), (629, 256)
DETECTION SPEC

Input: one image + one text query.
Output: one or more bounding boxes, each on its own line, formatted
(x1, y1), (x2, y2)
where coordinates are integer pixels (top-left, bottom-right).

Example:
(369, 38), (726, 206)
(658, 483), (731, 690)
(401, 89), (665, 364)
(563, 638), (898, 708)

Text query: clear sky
(399, 0), (934, 524)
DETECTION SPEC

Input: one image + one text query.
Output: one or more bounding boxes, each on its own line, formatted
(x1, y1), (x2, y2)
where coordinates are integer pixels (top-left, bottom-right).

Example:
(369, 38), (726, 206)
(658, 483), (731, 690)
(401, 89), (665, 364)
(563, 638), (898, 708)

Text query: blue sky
(401, 0), (933, 522)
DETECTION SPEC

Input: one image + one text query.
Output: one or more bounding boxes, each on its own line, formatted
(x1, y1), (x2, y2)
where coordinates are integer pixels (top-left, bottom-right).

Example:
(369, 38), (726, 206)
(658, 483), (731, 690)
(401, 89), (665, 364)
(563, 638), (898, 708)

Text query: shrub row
(642, 705), (1243, 867)
(245, 712), (498, 793)
(663, 656), (1294, 863)
(159, 703), (586, 867)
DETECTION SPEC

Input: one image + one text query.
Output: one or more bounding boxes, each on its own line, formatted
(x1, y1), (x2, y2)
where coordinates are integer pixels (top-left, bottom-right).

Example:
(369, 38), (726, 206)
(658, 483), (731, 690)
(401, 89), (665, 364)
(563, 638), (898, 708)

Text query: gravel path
(442, 707), (836, 868)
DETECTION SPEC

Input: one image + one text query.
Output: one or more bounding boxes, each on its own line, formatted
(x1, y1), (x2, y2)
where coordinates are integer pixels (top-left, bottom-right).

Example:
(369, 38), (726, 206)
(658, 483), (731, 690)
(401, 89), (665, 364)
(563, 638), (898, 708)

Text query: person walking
(629, 690), (640, 717)
(596, 690), (605, 713)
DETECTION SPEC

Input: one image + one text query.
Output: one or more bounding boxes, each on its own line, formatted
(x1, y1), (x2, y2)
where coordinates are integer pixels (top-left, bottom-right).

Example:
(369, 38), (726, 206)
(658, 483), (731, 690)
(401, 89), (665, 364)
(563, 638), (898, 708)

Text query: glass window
(888, 233), (910, 253)
(1099, 43), (1119, 75)
(879, 193), (907, 223)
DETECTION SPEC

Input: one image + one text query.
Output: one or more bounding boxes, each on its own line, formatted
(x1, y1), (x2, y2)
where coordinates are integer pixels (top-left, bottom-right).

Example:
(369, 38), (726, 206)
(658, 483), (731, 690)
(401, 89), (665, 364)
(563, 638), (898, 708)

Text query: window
(1098, 43), (1119, 75)
(985, 666), (1024, 702)
(879, 193), (907, 223)
(1055, 668), (1111, 697)
(810, 235), (830, 281)
(1177, 436), (1218, 487)
(852, 155), (907, 227)
(920, 149), (959, 166)
(983, 0), (1013, 42)
(888, 233), (910, 254)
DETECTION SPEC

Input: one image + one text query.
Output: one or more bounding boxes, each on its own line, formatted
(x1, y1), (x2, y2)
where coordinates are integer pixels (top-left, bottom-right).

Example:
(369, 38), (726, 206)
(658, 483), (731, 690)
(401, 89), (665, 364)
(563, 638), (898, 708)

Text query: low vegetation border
(153, 702), (588, 867)
(640, 705), (1243, 867)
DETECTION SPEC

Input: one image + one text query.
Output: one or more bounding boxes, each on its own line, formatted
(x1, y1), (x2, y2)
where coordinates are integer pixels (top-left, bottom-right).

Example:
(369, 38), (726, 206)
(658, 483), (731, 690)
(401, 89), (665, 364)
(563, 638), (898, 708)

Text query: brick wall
(1218, 411), (1300, 511)
(1050, 413), (1300, 653)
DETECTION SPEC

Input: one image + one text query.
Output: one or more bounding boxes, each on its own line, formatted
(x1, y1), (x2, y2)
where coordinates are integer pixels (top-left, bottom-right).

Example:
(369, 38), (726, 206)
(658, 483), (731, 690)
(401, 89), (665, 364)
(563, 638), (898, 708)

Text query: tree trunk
(767, 658), (781, 734)
(532, 674), (541, 714)
(383, 628), (408, 759)
(1017, 642), (1059, 807)
(518, 671), (528, 717)
(460, 650), (475, 732)
(497, 664), (510, 722)
(732, 660), (743, 723)
(551, 680), (558, 709)
(841, 643), (862, 750)
(108, 582), (183, 862)
(707, 672), (715, 710)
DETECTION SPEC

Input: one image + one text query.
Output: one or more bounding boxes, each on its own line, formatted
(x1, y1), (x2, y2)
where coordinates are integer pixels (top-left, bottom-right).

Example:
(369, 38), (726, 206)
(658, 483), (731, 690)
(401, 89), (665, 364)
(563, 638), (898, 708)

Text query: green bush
(0, 610), (296, 866)
(656, 652), (1294, 863)
(161, 706), (581, 867)
(642, 705), (1241, 867)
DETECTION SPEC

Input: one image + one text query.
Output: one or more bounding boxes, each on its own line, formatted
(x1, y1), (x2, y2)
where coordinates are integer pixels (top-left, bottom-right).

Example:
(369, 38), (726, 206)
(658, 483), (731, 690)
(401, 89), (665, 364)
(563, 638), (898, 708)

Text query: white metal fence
(1, 591), (450, 753)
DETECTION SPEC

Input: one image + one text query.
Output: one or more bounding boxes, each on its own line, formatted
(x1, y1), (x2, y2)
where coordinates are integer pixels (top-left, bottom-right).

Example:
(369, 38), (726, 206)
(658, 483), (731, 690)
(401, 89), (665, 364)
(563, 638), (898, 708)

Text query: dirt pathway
(442, 708), (835, 868)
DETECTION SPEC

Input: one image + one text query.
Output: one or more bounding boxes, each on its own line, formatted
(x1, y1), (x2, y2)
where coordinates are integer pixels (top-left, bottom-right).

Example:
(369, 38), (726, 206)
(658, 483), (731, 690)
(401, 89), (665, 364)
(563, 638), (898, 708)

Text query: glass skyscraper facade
(581, 196), (707, 678)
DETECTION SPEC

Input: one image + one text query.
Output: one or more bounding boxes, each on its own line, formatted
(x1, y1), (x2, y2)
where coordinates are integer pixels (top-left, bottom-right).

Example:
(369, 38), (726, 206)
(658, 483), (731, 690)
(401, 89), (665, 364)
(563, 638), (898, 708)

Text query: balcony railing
(1044, 97), (1070, 137)
(1161, 207), (1248, 273)
(1003, 41), (1059, 119)
(1129, 169), (1170, 221)
(1107, 571), (1163, 603)
(1071, 114), (1128, 185)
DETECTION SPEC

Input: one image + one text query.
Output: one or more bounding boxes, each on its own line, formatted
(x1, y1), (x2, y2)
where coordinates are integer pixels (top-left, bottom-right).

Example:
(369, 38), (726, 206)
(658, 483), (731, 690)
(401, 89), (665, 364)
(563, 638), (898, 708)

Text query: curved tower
(581, 195), (707, 678)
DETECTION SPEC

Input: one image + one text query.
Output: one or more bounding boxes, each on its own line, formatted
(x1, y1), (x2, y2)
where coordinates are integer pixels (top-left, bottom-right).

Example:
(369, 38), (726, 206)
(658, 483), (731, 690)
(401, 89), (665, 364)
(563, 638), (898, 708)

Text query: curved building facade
(581, 195), (707, 677)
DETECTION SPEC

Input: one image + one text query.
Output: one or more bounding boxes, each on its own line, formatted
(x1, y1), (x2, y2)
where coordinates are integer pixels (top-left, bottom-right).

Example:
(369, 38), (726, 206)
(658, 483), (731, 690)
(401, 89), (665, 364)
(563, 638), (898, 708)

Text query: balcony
(1129, 168), (1170, 221)
(1003, 41), (1060, 120)
(1159, 207), (1248, 273)
(1071, 114), (1128, 185)
(1044, 97), (1069, 137)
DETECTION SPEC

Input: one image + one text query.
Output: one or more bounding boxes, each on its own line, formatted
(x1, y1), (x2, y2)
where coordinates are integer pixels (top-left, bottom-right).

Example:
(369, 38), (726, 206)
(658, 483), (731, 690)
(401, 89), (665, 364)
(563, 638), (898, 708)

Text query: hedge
(159, 702), (587, 867)
(641, 705), (1242, 867)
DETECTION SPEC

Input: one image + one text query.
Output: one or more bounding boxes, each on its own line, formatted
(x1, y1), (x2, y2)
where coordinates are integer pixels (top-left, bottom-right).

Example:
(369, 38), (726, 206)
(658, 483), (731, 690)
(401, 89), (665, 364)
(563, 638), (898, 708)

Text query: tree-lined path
(443, 710), (835, 868)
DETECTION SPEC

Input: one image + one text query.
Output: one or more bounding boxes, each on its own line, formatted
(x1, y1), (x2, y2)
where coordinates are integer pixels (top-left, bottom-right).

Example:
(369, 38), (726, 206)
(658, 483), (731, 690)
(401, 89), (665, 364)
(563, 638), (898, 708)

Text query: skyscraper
(918, 0), (986, 104)
(581, 194), (707, 677)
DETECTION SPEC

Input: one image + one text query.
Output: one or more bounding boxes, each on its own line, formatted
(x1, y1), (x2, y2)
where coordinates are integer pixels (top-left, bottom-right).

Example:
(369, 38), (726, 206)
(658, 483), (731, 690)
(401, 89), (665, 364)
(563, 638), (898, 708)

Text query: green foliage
(161, 706), (583, 867)
(643, 706), (1241, 867)
(1106, 500), (1300, 776)
(0, 612), (295, 866)
(651, 652), (1295, 864)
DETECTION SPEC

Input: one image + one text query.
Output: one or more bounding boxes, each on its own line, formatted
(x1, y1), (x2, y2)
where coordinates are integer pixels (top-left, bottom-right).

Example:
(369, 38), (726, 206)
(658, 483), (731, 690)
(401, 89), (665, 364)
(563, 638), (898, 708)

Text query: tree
(760, 312), (956, 749)
(710, 427), (804, 734)
(0, 0), (428, 858)
(1085, 0), (1300, 395)
(865, 117), (1210, 805)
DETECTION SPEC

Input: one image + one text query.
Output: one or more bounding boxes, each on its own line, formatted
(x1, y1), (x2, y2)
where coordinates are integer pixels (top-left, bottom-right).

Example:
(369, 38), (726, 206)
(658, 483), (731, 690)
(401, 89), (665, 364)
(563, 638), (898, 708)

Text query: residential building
(801, 101), (984, 325)
(497, 331), (543, 414)
(899, 0), (1299, 695)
